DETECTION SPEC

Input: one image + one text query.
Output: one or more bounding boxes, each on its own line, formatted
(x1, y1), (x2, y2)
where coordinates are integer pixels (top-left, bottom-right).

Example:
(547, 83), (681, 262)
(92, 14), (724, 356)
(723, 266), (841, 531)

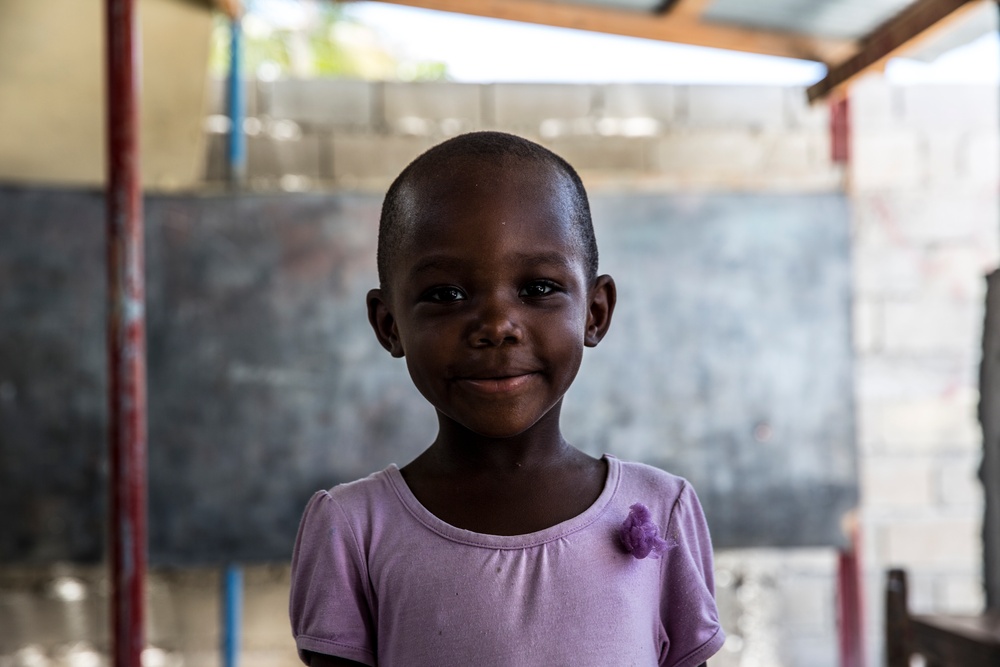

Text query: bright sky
(255, 0), (1000, 85)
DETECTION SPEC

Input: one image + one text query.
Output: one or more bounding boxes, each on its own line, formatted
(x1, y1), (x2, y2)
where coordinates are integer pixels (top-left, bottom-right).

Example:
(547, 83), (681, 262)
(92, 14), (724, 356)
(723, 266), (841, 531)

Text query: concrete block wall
(203, 79), (842, 191)
(849, 76), (999, 662)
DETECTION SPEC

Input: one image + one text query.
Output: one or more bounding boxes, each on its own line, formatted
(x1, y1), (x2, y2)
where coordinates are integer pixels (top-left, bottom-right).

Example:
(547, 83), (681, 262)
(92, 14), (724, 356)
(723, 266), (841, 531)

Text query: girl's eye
(519, 281), (557, 298)
(423, 286), (466, 303)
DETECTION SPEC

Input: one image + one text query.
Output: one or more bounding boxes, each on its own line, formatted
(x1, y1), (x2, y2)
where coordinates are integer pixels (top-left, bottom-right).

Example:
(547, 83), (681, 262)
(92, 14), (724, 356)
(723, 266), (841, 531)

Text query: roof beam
(215, 0), (242, 18)
(669, 0), (715, 19)
(362, 0), (854, 63)
(808, 0), (985, 102)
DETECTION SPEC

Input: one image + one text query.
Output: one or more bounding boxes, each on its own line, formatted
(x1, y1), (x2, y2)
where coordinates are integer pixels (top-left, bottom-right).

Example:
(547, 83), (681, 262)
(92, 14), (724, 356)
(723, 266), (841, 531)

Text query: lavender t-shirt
(289, 455), (724, 667)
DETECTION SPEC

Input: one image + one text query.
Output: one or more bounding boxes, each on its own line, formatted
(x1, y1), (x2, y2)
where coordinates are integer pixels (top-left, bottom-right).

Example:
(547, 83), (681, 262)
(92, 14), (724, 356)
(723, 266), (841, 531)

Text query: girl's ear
(367, 288), (405, 357)
(584, 274), (616, 347)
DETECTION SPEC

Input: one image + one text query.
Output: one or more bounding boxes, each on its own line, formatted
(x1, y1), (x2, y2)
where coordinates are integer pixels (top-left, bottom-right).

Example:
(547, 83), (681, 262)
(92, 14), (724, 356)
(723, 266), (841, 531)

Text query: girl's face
(368, 158), (614, 440)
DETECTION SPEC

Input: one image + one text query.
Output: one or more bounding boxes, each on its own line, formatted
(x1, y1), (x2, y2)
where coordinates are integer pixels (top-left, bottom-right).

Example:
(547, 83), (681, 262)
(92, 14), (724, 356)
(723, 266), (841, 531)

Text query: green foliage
(208, 5), (448, 81)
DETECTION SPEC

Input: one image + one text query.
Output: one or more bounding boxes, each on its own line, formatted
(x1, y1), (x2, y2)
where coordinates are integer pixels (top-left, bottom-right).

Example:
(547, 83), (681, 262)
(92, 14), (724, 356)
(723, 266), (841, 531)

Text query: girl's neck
(424, 405), (576, 474)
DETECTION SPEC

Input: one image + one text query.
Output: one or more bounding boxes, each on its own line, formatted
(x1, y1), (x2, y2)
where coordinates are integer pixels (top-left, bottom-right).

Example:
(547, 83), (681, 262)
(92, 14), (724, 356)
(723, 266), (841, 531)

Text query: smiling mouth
(456, 373), (538, 394)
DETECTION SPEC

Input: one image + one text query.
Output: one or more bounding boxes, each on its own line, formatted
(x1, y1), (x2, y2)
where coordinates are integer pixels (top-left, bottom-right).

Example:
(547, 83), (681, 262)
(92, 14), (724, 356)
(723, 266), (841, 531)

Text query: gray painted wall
(0, 186), (855, 564)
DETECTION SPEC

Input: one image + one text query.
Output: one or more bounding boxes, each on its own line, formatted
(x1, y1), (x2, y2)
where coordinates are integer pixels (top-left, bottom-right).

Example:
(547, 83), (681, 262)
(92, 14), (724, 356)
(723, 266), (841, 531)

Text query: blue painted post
(222, 565), (243, 667)
(227, 13), (247, 186)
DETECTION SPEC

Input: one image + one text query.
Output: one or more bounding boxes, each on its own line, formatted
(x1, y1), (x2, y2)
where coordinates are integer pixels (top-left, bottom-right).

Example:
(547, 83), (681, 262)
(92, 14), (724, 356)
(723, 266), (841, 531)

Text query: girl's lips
(456, 373), (537, 394)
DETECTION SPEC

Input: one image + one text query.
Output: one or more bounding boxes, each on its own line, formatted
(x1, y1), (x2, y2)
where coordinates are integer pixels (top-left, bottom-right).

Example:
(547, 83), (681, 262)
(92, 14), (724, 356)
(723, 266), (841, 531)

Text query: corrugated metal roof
(561, 0), (990, 45)
(352, 0), (991, 99)
(702, 0), (916, 40)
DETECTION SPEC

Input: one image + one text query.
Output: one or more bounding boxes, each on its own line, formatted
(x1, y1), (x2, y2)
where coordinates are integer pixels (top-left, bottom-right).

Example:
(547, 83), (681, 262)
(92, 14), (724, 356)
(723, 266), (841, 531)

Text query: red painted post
(106, 1), (147, 665)
(831, 88), (864, 667)
(830, 94), (851, 165)
(837, 523), (866, 667)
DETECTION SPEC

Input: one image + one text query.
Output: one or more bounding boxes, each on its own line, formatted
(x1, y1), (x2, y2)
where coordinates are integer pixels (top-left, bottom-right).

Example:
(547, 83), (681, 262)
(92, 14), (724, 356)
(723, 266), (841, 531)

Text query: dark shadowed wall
(0, 185), (854, 564)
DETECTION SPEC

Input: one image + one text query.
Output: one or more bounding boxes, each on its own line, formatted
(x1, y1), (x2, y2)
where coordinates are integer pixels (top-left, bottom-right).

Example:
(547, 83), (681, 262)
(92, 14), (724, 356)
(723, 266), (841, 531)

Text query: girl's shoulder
(300, 465), (404, 527)
(613, 456), (692, 501)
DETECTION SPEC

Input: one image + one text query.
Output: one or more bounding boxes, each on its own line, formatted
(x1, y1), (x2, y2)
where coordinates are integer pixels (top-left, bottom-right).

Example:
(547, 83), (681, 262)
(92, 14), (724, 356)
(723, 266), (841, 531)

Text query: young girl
(289, 132), (724, 667)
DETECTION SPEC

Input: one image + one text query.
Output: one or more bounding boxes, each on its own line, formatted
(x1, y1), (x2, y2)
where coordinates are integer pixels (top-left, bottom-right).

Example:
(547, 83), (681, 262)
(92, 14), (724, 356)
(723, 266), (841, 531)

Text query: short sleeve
(289, 491), (377, 666)
(659, 482), (726, 667)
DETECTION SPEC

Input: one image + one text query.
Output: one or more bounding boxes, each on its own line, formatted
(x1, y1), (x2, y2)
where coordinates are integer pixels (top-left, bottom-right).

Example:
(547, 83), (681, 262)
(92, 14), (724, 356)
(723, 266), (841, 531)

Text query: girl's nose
(468, 295), (523, 347)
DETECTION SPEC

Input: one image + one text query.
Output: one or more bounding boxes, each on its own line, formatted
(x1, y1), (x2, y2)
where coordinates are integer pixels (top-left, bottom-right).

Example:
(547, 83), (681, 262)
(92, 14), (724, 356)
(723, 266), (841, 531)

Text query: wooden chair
(885, 568), (1000, 666)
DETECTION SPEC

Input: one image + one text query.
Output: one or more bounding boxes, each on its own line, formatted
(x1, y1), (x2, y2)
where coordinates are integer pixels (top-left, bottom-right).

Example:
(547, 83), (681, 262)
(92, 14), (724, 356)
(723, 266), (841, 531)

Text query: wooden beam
(361, 0), (854, 63)
(215, 0), (242, 18)
(670, 0), (715, 19)
(808, 0), (985, 102)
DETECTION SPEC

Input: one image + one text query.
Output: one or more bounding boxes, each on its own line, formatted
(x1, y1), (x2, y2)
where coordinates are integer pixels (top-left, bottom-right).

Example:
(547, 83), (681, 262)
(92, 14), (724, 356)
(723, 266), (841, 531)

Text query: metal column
(831, 91), (866, 667)
(228, 12), (247, 186)
(106, 0), (147, 664)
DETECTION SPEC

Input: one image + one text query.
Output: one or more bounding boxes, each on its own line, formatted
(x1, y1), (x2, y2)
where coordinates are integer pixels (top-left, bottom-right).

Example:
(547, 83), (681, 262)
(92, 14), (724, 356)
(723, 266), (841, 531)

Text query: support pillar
(106, 0), (147, 664)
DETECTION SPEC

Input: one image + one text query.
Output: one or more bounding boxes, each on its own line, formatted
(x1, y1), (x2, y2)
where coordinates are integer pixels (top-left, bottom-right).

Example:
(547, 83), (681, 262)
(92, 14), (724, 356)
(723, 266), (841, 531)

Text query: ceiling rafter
(360, 0), (856, 63)
(808, 0), (985, 101)
(669, 0), (715, 19)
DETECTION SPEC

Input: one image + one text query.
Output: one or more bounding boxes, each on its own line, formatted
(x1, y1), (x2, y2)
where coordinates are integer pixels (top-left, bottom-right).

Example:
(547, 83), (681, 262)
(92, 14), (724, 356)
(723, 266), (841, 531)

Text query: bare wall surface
(0, 0), (212, 189)
(0, 184), (854, 564)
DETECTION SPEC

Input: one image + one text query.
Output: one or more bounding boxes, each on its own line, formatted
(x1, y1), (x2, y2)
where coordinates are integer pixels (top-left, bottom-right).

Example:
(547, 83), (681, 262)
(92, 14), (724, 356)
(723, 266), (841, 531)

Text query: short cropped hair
(377, 131), (599, 288)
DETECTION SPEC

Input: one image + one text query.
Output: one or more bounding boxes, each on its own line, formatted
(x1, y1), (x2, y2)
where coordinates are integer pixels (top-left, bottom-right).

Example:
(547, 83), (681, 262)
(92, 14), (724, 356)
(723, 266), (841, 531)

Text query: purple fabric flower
(619, 503), (669, 559)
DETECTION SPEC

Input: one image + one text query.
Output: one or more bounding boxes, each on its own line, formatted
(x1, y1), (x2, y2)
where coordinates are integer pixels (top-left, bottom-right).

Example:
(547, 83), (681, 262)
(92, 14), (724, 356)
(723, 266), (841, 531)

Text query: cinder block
(936, 455), (985, 508)
(266, 79), (374, 129)
(152, 569), (220, 649)
(862, 455), (935, 508)
(874, 390), (981, 453)
(681, 85), (788, 130)
(852, 246), (923, 298)
(491, 84), (595, 131)
(963, 131), (1000, 188)
(936, 574), (986, 614)
(205, 76), (260, 117)
(854, 354), (975, 402)
(850, 75), (899, 132)
(654, 130), (766, 174)
(780, 575), (833, 633)
(881, 518), (981, 567)
(852, 299), (882, 354)
(851, 192), (999, 248)
(248, 133), (323, 180)
(899, 85), (1000, 131)
(781, 637), (838, 667)
(652, 130), (838, 189)
(331, 134), (435, 186)
(921, 132), (969, 190)
(203, 133), (227, 182)
(243, 650), (302, 667)
(754, 131), (831, 175)
(382, 82), (483, 135)
(243, 566), (296, 650)
(854, 392), (883, 453)
(882, 299), (981, 354)
(600, 84), (677, 123)
(544, 137), (651, 172)
(851, 131), (923, 190)
(918, 245), (995, 302)
(783, 88), (829, 131)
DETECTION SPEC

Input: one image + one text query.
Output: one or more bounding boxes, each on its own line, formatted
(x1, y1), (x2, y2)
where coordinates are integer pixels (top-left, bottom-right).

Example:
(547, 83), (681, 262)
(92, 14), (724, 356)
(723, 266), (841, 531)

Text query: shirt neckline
(383, 454), (621, 549)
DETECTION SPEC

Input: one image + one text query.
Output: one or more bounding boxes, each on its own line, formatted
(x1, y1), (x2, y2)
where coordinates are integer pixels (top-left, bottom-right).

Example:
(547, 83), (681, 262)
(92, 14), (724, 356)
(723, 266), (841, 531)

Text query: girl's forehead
(407, 159), (573, 226)
(395, 167), (585, 270)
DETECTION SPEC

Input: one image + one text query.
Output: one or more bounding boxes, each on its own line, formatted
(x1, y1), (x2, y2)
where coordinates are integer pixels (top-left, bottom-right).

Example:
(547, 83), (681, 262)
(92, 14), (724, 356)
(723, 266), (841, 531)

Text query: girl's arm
(303, 651), (368, 667)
